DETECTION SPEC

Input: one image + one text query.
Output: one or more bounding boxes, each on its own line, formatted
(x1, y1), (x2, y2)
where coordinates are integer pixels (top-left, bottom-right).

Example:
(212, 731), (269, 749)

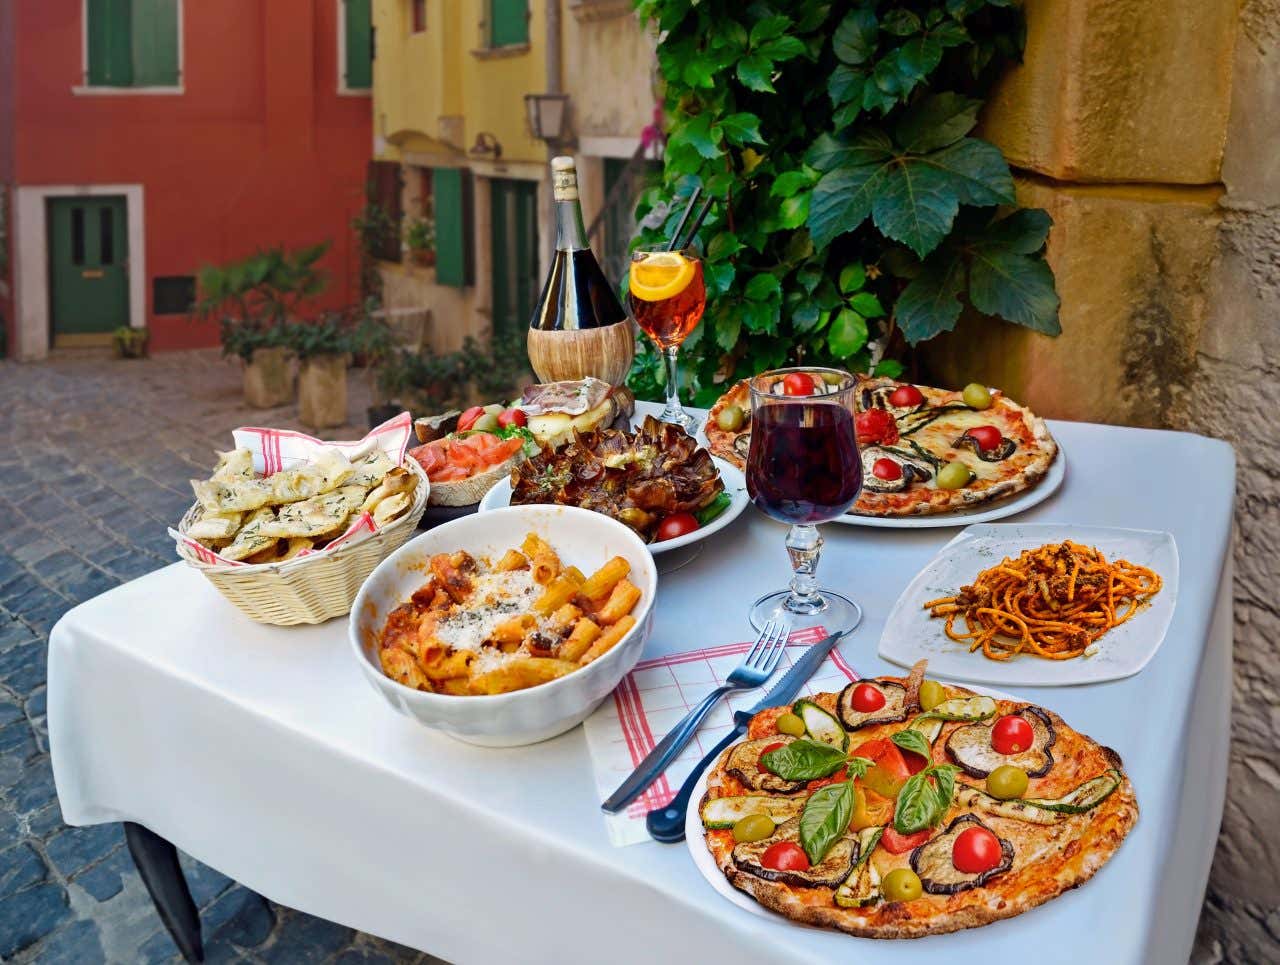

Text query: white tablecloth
(48, 414), (1236, 965)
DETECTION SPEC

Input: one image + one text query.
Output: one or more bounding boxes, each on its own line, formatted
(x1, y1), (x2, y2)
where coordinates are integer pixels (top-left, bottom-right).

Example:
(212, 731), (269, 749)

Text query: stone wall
(922, 1), (1279, 960)
(1188, 1), (1280, 960)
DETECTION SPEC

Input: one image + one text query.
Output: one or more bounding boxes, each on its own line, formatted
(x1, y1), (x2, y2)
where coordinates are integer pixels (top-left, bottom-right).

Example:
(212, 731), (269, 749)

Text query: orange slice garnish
(628, 251), (696, 302)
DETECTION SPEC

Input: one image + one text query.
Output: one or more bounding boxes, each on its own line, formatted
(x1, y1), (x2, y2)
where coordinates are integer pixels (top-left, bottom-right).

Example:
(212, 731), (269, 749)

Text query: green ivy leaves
(629, 0), (1057, 405)
(807, 96), (1015, 256)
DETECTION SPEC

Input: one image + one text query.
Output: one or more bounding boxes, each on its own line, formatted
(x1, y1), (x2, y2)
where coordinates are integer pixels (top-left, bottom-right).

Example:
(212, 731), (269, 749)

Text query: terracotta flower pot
(298, 353), (349, 429)
(243, 346), (295, 408)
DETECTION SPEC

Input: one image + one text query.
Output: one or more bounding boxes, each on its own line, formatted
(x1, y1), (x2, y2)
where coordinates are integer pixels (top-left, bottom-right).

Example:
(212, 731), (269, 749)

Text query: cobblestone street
(0, 349), (442, 963)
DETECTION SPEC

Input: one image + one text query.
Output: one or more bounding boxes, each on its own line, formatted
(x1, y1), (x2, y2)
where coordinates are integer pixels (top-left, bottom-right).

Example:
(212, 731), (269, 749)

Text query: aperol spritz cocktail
(628, 249), (706, 432)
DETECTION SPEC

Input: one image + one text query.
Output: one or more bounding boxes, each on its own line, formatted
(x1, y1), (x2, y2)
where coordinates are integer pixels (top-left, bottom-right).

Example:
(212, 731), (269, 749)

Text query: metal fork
(601, 620), (791, 813)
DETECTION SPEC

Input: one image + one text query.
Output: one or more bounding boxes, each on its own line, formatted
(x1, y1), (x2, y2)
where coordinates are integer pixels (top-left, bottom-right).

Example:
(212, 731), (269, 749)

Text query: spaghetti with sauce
(923, 541), (1162, 662)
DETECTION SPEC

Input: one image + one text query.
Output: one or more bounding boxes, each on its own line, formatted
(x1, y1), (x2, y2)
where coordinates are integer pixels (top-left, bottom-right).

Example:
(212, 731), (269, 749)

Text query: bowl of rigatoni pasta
(350, 505), (657, 746)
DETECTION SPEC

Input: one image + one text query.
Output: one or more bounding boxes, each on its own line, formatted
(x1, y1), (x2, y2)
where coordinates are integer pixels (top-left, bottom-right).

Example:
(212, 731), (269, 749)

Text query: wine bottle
(526, 156), (635, 386)
(529, 157), (628, 332)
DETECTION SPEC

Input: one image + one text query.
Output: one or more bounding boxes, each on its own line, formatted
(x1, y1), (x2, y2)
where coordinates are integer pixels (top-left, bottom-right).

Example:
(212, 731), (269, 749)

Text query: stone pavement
(0, 349), (443, 963)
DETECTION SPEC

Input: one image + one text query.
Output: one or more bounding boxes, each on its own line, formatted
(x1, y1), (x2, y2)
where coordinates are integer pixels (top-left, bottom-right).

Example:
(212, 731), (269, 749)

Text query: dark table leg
(124, 822), (204, 963)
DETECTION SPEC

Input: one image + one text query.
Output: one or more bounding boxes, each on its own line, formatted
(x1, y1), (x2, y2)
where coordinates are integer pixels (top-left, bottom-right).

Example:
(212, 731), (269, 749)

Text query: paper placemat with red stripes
(583, 625), (860, 847)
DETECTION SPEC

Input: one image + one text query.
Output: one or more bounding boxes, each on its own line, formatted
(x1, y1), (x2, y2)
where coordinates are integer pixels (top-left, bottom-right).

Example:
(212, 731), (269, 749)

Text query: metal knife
(645, 626), (853, 843)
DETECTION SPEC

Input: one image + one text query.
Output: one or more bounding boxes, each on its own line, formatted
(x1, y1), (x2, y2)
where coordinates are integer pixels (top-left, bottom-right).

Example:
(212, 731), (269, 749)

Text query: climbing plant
(629, 0), (1060, 405)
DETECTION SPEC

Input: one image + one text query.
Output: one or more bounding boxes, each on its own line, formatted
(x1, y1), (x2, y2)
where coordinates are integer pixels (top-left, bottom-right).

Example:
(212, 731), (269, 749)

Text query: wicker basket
(175, 459), (430, 626)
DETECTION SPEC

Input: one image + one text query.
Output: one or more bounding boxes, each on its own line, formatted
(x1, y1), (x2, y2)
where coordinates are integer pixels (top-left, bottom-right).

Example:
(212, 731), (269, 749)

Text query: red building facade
(0, 0), (373, 360)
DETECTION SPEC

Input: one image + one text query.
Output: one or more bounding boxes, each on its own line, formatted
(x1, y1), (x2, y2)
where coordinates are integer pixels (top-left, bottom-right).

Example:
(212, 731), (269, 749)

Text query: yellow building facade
(370, 0), (657, 353)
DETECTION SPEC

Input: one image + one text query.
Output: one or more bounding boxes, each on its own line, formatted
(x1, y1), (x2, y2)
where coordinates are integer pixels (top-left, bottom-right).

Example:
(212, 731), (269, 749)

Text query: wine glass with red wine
(745, 367), (863, 632)
(627, 248), (706, 432)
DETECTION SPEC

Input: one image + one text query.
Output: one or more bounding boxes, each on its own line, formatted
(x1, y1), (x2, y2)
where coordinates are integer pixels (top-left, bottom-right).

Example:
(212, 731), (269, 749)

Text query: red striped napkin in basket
(583, 625), (860, 846)
(170, 412), (414, 567)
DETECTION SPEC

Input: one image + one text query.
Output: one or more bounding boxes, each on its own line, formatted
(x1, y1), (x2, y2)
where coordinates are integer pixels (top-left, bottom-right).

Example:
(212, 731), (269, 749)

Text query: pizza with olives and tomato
(698, 667), (1137, 938)
(705, 374), (1058, 518)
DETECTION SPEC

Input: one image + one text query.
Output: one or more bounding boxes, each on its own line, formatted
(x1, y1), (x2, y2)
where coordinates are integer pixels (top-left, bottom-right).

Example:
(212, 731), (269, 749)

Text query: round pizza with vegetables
(698, 665), (1137, 938)
(705, 374), (1058, 517)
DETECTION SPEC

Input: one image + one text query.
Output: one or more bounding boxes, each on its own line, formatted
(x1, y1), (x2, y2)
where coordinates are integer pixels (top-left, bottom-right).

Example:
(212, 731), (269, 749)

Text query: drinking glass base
(655, 406), (699, 433)
(748, 590), (863, 636)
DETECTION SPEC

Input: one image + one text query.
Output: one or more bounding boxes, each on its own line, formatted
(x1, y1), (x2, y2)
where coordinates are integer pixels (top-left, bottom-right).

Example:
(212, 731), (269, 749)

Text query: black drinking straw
(666, 187), (702, 252)
(676, 196), (715, 252)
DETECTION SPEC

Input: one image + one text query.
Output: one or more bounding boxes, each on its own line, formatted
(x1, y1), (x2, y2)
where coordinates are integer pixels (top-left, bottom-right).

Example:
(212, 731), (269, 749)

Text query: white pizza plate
(477, 457), (749, 556)
(878, 524), (1179, 687)
(683, 680), (1023, 925)
(832, 446), (1067, 529)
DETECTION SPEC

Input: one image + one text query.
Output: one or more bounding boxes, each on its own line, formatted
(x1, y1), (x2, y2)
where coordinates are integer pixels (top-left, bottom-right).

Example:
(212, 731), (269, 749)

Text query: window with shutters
(369, 161), (404, 263)
(341, 0), (373, 92)
(432, 168), (473, 289)
(82, 0), (181, 90)
(488, 0), (529, 48)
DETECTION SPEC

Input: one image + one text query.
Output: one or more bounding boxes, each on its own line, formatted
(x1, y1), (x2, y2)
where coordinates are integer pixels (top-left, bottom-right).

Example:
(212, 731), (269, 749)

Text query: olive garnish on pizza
(706, 374), (1058, 518)
(698, 666), (1137, 938)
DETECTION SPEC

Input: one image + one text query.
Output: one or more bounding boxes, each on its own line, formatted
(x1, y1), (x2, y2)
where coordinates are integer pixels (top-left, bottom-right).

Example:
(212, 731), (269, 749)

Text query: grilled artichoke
(509, 416), (725, 542)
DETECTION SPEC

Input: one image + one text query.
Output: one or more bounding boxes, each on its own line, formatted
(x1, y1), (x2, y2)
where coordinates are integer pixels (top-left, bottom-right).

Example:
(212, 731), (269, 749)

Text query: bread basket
(176, 457), (430, 626)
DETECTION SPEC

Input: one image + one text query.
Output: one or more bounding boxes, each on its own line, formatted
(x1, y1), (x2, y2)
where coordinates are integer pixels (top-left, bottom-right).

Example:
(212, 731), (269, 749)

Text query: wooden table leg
(124, 822), (204, 963)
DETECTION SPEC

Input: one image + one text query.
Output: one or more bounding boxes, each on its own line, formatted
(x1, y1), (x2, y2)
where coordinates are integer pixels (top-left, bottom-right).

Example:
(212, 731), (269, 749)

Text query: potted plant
(405, 217), (436, 268)
(288, 313), (357, 429)
(111, 326), (149, 359)
(192, 242), (331, 408)
(351, 310), (403, 427)
(375, 346), (471, 416)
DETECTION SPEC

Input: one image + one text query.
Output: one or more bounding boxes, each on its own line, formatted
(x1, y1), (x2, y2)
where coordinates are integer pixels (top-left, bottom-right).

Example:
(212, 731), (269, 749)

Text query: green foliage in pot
(375, 333), (533, 415)
(286, 312), (359, 362)
(405, 217), (435, 253)
(193, 242), (331, 361)
(111, 326), (149, 358)
(629, 0), (1060, 405)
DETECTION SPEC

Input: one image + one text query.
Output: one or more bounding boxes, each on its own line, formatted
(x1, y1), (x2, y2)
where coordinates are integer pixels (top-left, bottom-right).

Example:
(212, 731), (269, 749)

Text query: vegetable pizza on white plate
(698, 664), (1137, 938)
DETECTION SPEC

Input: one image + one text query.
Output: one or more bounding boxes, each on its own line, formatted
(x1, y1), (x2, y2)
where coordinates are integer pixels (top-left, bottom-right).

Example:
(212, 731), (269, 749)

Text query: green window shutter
(86, 0), (133, 87)
(490, 0), (528, 47)
(131, 0), (179, 87)
(433, 168), (473, 288)
(344, 0), (373, 90)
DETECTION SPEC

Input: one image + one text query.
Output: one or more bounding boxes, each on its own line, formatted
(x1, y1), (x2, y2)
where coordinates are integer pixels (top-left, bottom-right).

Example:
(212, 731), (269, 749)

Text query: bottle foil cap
(551, 156), (579, 201)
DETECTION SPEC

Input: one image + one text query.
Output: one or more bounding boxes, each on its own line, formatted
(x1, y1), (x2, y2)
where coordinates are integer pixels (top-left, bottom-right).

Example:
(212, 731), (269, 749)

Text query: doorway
(489, 178), (539, 340)
(47, 196), (130, 343)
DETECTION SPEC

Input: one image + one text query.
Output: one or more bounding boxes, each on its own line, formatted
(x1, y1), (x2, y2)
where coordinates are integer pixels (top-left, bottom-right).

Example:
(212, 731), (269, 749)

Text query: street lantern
(524, 92), (571, 144)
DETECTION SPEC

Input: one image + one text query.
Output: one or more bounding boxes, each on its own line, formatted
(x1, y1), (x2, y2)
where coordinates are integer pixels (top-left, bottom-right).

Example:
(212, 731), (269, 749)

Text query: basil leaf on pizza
(894, 764), (962, 834)
(891, 728), (933, 760)
(844, 756), (874, 780)
(799, 781), (857, 865)
(762, 738), (849, 781)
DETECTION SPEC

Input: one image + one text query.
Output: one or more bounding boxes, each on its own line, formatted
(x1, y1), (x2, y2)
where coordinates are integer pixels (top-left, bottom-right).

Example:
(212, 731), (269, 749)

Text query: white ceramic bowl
(350, 504), (657, 747)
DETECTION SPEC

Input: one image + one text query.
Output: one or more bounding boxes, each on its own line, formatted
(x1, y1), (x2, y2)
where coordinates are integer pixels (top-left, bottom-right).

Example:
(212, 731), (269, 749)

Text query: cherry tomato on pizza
(991, 715), (1035, 755)
(855, 408), (899, 446)
(967, 425), (1004, 452)
(782, 372), (820, 396)
(761, 841), (811, 871)
(496, 407), (527, 428)
(889, 384), (925, 408)
(849, 683), (887, 713)
(872, 458), (903, 481)
(952, 825), (1004, 874)
(457, 406), (485, 432)
(655, 513), (699, 542)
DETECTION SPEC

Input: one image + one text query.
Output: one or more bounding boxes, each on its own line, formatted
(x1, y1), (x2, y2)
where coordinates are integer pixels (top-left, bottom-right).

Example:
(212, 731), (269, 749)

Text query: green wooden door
(490, 179), (539, 338)
(48, 196), (130, 335)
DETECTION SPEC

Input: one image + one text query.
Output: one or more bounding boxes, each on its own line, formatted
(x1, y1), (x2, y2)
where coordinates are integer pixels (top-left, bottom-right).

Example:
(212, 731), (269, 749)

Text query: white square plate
(878, 524), (1179, 687)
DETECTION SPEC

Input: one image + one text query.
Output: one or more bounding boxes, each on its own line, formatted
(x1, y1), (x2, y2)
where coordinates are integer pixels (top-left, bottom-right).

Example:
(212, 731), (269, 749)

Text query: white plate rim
(832, 446), (1067, 529)
(877, 523), (1180, 687)
(683, 682), (1021, 926)
(476, 456), (750, 556)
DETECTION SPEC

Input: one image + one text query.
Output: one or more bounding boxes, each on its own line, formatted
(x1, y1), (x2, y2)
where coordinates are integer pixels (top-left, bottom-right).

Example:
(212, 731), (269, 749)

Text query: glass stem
(784, 524), (825, 614)
(662, 345), (683, 415)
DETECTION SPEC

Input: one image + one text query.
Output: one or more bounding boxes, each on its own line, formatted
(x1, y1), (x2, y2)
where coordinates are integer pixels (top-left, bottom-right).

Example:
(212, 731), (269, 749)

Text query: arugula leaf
(799, 781), (856, 865)
(891, 728), (934, 761)
(494, 424), (540, 458)
(761, 739), (849, 781)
